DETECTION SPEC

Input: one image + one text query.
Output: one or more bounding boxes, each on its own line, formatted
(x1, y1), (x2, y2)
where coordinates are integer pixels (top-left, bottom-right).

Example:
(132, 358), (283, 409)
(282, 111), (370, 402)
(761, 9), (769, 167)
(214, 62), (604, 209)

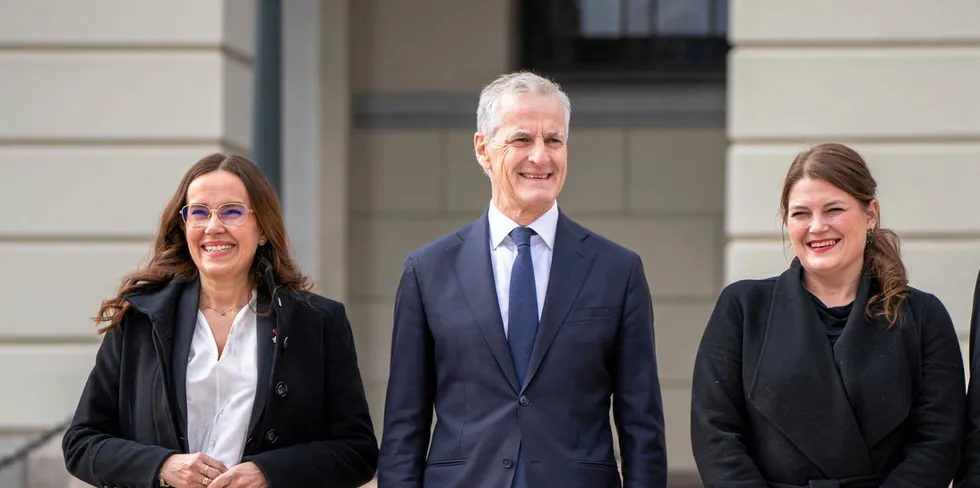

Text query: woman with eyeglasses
(62, 154), (378, 488)
(690, 143), (965, 487)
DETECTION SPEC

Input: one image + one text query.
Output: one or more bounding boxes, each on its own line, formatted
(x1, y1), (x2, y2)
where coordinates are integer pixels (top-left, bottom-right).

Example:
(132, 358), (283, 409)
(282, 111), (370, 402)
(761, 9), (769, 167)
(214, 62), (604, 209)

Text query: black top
(808, 291), (853, 347)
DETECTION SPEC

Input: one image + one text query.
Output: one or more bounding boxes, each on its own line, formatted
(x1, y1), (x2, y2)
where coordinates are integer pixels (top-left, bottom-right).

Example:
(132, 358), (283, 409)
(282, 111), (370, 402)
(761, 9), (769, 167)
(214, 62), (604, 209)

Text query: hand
(206, 462), (268, 488)
(160, 452), (228, 488)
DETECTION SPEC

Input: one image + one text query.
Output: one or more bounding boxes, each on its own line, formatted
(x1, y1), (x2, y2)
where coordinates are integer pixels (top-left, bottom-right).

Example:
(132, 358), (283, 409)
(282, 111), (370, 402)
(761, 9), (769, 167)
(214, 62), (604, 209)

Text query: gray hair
(476, 71), (571, 141)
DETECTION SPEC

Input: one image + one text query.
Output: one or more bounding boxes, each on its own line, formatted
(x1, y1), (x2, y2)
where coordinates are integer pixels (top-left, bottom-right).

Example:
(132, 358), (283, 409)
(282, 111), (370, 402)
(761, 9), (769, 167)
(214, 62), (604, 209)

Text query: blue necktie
(507, 226), (537, 488)
(507, 226), (538, 386)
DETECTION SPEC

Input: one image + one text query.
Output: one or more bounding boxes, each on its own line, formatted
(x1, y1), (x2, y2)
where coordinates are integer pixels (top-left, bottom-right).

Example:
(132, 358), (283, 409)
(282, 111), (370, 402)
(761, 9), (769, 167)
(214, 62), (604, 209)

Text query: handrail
(0, 418), (71, 473)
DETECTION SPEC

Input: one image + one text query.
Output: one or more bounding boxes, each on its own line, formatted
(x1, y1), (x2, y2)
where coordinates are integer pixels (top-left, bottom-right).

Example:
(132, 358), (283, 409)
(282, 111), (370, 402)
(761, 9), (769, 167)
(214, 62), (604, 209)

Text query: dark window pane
(579, 0), (623, 38)
(714, 0), (729, 34)
(626, 0), (653, 37)
(519, 0), (730, 83)
(657, 0), (710, 35)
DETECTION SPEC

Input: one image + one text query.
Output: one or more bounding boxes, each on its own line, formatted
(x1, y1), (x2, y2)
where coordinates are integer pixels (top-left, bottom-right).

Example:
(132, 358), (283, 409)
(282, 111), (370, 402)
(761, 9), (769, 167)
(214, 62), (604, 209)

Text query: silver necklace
(201, 296), (249, 316)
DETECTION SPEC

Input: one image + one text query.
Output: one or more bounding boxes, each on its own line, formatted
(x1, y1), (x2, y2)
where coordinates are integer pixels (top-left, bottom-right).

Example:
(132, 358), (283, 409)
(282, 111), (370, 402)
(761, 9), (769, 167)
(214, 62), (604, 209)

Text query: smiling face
(183, 170), (264, 285)
(786, 177), (878, 281)
(474, 92), (567, 223)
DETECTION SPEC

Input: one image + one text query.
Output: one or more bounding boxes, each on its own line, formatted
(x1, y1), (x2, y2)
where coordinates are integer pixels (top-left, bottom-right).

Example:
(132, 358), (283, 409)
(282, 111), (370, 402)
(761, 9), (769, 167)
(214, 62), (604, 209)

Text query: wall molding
(353, 83), (726, 130)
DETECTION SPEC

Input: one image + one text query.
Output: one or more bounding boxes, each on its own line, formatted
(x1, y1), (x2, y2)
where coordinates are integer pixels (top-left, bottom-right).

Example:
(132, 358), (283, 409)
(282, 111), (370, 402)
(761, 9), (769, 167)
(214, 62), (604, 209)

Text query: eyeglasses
(179, 203), (254, 227)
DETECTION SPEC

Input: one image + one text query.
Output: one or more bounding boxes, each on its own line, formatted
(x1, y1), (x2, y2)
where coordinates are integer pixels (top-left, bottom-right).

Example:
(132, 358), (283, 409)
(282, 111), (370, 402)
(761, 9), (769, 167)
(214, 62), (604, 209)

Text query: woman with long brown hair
(62, 154), (378, 488)
(691, 143), (965, 487)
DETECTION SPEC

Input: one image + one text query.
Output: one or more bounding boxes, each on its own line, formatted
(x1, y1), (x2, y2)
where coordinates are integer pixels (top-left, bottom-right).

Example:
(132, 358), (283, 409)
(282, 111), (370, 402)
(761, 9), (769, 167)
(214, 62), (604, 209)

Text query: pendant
(220, 311), (226, 316)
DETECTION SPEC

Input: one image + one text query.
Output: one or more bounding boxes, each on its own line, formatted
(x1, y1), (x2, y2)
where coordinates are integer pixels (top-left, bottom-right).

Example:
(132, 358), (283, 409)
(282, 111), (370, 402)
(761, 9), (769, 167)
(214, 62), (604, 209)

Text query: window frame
(516, 0), (730, 84)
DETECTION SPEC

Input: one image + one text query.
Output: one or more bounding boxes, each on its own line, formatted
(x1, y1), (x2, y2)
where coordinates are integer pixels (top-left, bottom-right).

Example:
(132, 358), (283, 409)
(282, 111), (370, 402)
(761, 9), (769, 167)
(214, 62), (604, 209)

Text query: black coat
(62, 276), (379, 488)
(955, 269), (980, 487)
(691, 259), (965, 488)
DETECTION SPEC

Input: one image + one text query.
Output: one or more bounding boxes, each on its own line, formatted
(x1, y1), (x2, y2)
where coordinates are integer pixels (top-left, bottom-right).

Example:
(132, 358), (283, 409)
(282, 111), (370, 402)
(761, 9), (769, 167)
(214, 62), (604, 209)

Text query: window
(518, 0), (729, 83)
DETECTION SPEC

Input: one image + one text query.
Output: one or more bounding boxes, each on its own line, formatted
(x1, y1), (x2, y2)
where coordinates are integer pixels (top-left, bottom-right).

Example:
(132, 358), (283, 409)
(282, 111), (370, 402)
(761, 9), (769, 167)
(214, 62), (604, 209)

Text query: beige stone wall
(350, 0), (513, 93)
(727, 0), (980, 378)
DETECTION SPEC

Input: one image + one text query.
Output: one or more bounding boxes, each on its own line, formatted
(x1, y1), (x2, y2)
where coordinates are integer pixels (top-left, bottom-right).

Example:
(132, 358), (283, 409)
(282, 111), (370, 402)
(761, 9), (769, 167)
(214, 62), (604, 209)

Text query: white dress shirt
(488, 201), (559, 338)
(185, 292), (258, 468)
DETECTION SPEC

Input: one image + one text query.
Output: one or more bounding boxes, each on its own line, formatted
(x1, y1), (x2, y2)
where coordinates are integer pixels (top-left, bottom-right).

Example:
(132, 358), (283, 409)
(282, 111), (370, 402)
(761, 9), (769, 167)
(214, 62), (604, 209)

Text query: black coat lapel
(449, 214), (520, 394)
(171, 278), (200, 449)
(248, 289), (288, 436)
(833, 270), (912, 449)
(248, 311), (276, 434)
(522, 212), (595, 392)
(748, 259), (872, 476)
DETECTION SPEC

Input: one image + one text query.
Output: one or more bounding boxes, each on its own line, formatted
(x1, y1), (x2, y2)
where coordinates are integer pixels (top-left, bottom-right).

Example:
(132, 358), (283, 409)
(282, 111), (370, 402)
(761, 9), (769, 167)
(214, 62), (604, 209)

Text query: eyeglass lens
(181, 204), (249, 226)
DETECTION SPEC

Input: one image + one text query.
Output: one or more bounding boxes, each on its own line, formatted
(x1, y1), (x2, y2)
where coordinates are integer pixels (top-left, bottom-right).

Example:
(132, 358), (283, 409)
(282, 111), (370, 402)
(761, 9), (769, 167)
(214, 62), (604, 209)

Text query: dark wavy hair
(780, 143), (909, 326)
(95, 153), (312, 332)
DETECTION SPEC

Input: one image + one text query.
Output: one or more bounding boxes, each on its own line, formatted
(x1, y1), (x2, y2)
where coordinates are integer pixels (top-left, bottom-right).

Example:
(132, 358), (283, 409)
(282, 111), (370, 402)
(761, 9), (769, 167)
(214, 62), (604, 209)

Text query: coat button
(502, 458), (513, 468)
(246, 436), (254, 447)
(266, 429), (278, 444)
(519, 395), (529, 406)
(276, 381), (288, 398)
(282, 336), (289, 348)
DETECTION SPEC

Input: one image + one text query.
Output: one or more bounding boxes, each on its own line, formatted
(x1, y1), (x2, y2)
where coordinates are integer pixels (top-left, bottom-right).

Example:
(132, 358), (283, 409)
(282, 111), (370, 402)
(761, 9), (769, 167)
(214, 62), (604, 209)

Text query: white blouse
(185, 293), (259, 468)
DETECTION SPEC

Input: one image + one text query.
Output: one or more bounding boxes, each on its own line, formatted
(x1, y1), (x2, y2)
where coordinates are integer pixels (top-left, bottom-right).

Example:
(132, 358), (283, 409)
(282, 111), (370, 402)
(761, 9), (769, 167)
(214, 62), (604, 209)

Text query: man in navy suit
(378, 71), (667, 488)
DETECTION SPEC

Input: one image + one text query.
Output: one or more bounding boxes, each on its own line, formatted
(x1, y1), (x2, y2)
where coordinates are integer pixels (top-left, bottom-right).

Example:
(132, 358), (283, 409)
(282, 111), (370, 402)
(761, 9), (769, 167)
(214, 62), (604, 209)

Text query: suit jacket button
(519, 395), (529, 406)
(276, 381), (288, 398)
(246, 436), (254, 446)
(266, 429), (279, 444)
(282, 336), (289, 348)
(502, 458), (513, 469)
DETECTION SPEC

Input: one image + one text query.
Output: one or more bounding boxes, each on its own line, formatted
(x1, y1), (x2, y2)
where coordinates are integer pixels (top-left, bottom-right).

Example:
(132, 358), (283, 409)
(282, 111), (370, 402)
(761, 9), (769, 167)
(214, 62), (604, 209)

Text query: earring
(866, 228), (873, 245)
(259, 238), (267, 245)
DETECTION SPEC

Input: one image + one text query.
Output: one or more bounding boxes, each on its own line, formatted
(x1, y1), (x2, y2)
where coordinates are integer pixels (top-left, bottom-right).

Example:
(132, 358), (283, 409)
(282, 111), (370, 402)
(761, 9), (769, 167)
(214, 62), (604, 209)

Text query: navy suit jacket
(378, 210), (667, 488)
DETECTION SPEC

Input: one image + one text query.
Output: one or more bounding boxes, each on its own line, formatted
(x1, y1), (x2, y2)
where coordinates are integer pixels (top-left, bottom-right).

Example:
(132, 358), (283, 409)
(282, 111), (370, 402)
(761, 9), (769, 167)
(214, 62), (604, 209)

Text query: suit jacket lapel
(171, 278), (200, 450)
(449, 214), (520, 394)
(833, 271), (912, 449)
(522, 212), (595, 393)
(748, 258), (872, 476)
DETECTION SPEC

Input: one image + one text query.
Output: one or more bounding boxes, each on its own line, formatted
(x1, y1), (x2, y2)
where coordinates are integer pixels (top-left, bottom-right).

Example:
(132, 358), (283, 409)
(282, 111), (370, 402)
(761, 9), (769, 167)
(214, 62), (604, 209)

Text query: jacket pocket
(574, 460), (619, 469)
(425, 458), (466, 467)
(564, 306), (615, 323)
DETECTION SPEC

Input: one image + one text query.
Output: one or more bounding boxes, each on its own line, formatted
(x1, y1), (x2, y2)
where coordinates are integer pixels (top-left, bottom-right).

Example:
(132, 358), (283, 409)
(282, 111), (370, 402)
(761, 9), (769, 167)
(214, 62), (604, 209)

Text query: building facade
(0, 0), (976, 486)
